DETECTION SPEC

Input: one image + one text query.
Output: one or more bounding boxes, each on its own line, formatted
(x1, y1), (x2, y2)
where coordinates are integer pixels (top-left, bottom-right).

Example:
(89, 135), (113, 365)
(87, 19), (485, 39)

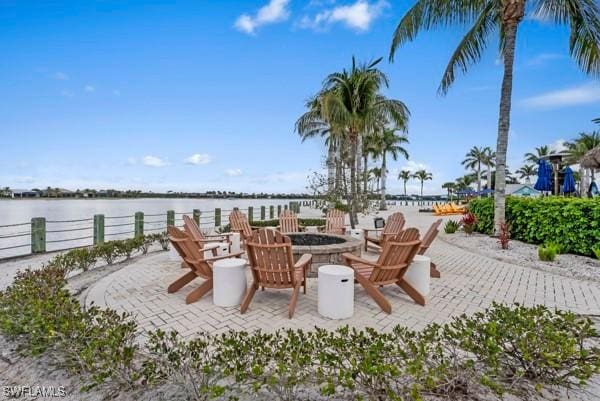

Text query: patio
(83, 212), (600, 339)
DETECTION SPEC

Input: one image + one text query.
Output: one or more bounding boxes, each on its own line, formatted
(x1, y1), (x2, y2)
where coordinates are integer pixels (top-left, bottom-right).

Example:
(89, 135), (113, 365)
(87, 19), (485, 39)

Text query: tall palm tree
(371, 128), (409, 210)
(412, 169), (432, 204)
(398, 170), (411, 204)
(515, 164), (537, 183)
(524, 145), (550, 164)
(442, 182), (456, 200)
(370, 167), (382, 192)
(314, 57), (410, 226)
(462, 146), (488, 193)
(390, 1), (600, 233)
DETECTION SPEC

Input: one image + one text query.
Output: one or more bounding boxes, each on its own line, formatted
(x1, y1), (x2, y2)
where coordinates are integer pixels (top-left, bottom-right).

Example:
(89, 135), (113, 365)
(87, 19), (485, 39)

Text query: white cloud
(235, 0), (290, 34)
(300, 0), (389, 32)
(400, 160), (431, 173)
(53, 72), (69, 80)
(521, 83), (600, 109)
(526, 53), (564, 67)
(60, 89), (74, 97)
(549, 139), (568, 153)
(184, 153), (212, 165)
(142, 155), (169, 167)
(225, 168), (243, 176)
(84, 85), (95, 93)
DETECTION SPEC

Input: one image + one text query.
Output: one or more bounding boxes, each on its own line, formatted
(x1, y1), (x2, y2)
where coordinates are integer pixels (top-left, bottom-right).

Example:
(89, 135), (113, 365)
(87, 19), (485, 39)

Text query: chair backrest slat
(382, 212), (405, 236)
(167, 226), (212, 278)
(246, 228), (296, 288)
(325, 209), (345, 235)
(419, 219), (442, 254)
(229, 210), (253, 239)
(279, 209), (299, 233)
(370, 240), (421, 284)
(183, 215), (206, 242)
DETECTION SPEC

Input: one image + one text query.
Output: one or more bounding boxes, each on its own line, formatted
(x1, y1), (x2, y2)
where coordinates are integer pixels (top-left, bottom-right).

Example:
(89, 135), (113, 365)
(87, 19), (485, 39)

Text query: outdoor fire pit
(287, 232), (362, 275)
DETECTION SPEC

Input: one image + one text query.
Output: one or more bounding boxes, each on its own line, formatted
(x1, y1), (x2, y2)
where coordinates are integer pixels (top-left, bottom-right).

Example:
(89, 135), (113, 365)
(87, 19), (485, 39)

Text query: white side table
(346, 228), (363, 240)
(230, 233), (241, 253)
(404, 255), (430, 297)
(215, 242), (230, 256)
(318, 265), (354, 319)
(213, 258), (248, 307)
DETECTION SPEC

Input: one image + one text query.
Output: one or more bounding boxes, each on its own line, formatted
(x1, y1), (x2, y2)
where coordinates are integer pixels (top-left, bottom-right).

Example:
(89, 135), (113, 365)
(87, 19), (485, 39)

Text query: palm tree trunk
(476, 161), (481, 194)
(403, 181), (407, 205)
(327, 142), (335, 194)
(494, 16), (521, 234)
(486, 165), (492, 195)
(420, 180), (424, 204)
(349, 134), (358, 228)
(379, 154), (387, 210)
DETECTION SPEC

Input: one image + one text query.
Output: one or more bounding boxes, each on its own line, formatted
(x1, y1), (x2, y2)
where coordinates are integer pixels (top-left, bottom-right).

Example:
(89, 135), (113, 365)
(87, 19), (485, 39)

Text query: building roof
(506, 184), (541, 195)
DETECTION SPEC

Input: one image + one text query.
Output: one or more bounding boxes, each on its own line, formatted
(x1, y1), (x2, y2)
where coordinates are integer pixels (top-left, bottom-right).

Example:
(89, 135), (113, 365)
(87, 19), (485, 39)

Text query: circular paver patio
(84, 236), (600, 339)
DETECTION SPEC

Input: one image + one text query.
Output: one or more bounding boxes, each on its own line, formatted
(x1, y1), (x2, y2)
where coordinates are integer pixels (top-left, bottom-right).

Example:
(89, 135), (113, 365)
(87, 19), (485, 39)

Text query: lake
(0, 198), (310, 259)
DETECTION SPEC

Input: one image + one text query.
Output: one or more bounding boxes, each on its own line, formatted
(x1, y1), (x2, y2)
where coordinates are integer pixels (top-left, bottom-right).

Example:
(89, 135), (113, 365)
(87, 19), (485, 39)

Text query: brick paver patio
(84, 226), (600, 339)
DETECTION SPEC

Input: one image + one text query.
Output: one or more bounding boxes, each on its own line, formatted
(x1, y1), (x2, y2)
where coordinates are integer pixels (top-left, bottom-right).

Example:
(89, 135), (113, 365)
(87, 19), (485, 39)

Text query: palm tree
(442, 182), (456, 200)
(524, 145), (550, 165)
(455, 174), (475, 190)
(462, 146), (488, 193)
(370, 167), (382, 192)
(515, 165), (537, 183)
(412, 169), (432, 204)
(565, 131), (600, 188)
(594, 117), (600, 124)
(398, 170), (411, 204)
(371, 128), (409, 210)
(482, 147), (495, 190)
(390, 1), (600, 233)
(309, 57), (410, 226)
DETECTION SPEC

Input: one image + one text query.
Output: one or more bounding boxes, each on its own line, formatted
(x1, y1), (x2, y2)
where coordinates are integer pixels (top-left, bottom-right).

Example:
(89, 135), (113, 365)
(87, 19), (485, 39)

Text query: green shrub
(93, 241), (120, 265)
(67, 247), (97, 271)
(593, 246), (600, 259)
(469, 197), (600, 256)
(444, 220), (460, 234)
(538, 245), (558, 262)
(442, 303), (600, 395)
(115, 238), (139, 260)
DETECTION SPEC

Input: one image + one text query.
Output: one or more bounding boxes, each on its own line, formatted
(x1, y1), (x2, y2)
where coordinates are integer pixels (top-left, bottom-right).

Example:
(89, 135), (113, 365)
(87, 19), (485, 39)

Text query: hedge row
(1, 255), (599, 400)
(469, 197), (600, 256)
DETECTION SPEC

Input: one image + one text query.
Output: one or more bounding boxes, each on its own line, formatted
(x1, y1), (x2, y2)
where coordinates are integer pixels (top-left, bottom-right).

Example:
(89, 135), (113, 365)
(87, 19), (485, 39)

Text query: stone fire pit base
(287, 233), (362, 276)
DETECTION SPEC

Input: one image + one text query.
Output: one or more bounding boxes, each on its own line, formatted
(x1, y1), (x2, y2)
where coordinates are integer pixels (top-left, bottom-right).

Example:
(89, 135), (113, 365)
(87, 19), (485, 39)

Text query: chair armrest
(294, 253), (312, 270)
(204, 251), (244, 262)
(192, 238), (227, 244)
(342, 252), (376, 267)
(363, 228), (382, 234)
(204, 233), (232, 239)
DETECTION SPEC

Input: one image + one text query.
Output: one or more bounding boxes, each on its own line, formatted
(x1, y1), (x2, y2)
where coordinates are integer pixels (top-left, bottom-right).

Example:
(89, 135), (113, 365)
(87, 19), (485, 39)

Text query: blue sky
(1, 0), (598, 195)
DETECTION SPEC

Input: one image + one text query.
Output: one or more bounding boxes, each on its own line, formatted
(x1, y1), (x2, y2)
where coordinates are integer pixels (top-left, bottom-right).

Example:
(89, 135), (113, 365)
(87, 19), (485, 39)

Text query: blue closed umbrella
(562, 166), (576, 194)
(478, 188), (494, 196)
(456, 189), (477, 196)
(534, 159), (552, 192)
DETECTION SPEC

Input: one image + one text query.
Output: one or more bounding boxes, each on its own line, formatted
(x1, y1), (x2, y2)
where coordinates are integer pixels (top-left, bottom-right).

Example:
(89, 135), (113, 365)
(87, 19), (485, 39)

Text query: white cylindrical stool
(318, 265), (354, 319)
(404, 255), (430, 297)
(346, 228), (363, 241)
(213, 258), (248, 307)
(230, 233), (241, 253)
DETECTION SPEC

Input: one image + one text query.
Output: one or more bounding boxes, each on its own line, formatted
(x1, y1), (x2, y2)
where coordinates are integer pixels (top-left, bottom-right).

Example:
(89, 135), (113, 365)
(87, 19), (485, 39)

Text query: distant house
(506, 184), (541, 198)
(11, 189), (40, 198)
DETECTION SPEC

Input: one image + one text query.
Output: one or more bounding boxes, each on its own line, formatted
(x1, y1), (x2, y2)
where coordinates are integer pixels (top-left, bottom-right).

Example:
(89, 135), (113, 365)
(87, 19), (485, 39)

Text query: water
(0, 198), (307, 259)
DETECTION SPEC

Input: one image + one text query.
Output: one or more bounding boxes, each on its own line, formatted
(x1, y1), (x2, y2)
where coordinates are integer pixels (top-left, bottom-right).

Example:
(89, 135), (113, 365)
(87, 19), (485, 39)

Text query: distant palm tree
(594, 117), (600, 124)
(371, 128), (409, 210)
(515, 165), (537, 183)
(412, 170), (432, 204)
(389, 0), (600, 232)
(398, 170), (411, 204)
(524, 145), (550, 165)
(565, 131), (600, 184)
(482, 147), (495, 190)
(462, 146), (487, 193)
(455, 175), (474, 190)
(442, 182), (456, 200)
(370, 167), (382, 192)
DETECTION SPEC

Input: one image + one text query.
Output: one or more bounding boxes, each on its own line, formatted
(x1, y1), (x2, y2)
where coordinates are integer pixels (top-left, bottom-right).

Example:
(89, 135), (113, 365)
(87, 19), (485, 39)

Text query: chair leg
(430, 262), (441, 278)
(185, 278), (213, 304)
(168, 271), (196, 293)
(241, 283), (258, 314)
(355, 272), (392, 314)
(288, 286), (300, 318)
(396, 279), (426, 306)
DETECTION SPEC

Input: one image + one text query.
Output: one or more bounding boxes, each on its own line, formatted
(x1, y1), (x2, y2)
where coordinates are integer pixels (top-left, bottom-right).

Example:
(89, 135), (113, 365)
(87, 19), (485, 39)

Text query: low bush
(469, 197), (600, 257)
(93, 241), (121, 265)
(461, 212), (477, 235)
(538, 245), (558, 262)
(444, 220), (460, 234)
(593, 246), (600, 260)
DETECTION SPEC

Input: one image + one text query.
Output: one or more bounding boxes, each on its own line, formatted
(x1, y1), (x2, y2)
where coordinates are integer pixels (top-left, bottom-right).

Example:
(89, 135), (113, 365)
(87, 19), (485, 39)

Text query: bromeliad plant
(460, 212), (477, 235)
(497, 222), (511, 250)
(444, 220), (460, 234)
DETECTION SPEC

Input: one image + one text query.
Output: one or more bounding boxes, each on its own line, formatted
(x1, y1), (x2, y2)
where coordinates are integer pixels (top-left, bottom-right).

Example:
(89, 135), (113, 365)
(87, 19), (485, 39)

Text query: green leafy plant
(469, 197), (600, 257)
(538, 245), (558, 262)
(460, 212), (477, 235)
(444, 220), (460, 234)
(593, 246), (600, 260)
(93, 241), (120, 265)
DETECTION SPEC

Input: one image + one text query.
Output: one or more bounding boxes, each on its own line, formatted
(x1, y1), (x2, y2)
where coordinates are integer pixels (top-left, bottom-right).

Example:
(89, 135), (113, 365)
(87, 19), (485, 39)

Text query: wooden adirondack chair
(167, 226), (243, 304)
(278, 209), (303, 233)
(320, 209), (346, 235)
(228, 209), (259, 243)
(241, 228), (312, 318)
(342, 238), (422, 313)
(420, 219), (443, 278)
(183, 215), (232, 256)
(363, 212), (405, 251)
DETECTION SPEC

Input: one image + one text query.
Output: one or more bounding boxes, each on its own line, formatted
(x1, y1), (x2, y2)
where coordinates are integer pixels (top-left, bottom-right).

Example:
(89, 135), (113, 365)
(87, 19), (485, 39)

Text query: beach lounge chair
(320, 209), (346, 235)
(420, 219), (443, 278)
(363, 212), (405, 251)
(167, 226), (243, 304)
(278, 209), (304, 233)
(229, 209), (261, 244)
(183, 215), (232, 256)
(241, 228), (312, 318)
(342, 238), (423, 313)
(450, 202), (466, 213)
